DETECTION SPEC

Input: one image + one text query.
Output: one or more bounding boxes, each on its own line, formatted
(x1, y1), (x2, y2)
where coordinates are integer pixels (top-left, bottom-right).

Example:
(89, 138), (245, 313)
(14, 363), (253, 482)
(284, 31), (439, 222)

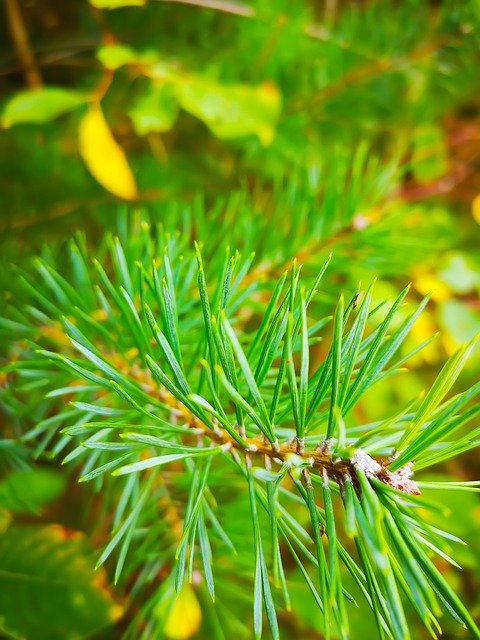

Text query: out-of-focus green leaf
(438, 300), (480, 349)
(0, 525), (123, 640)
(0, 467), (66, 515)
(129, 83), (179, 135)
(393, 336), (479, 462)
(411, 124), (448, 183)
(96, 44), (158, 70)
(2, 88), (87, 127)
(421, 475), (480, 568)
(175, 78), (282, 145)
(0, 509), (11, 534)
(438, 253), (480, 294)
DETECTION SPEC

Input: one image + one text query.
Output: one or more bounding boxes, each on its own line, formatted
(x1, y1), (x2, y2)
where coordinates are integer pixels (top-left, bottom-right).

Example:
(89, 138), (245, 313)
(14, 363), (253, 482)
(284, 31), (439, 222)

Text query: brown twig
(35, 272), (421, 497)
(115, 353), (420, 494)
(4, 0), (42, 88)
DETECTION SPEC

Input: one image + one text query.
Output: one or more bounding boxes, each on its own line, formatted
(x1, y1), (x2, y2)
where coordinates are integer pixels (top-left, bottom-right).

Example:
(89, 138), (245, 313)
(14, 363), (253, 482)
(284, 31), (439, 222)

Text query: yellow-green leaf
(175, 77), (282, 146)
(2, 87), (86, 128)
(439, 300), (480, 352)
(411, 124), (448, 183)
(438, 253), (480, 294)
(96, 43), (158, 70)
(90, 0), (145, 8)
(78, 104), (137, 200)
(129, 83), (179, 135)
(0, 524), (123, 640)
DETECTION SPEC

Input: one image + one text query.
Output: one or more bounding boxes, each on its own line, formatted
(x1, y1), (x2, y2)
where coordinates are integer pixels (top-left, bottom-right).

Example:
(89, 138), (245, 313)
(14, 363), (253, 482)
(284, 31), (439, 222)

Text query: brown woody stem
(4, 0), (42, 89)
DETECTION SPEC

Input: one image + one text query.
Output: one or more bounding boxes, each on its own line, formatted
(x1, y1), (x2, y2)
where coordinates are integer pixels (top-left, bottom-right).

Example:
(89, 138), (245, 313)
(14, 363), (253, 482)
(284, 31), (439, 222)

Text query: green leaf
(0, 525), (121, 640)
(343, 284), (412, 414)
(352, 478), (409, 640)
(248, 270), (288, 360)
(198, 512), (215, 600)
(438, 300), (480, 348)
(2, 88), (86, 127)
(160, 272), (183, 365)
(391, 384), (480, 467)
(96, 43), (157, 70)
(338, 286), (372, 409)
(322, 469), (349, 638)
(286, 312), (301, 438)
(392, 336), (479, 465)
(327, 295), (344, 439)
(222, 316), (275, 442)
(265, 481), (291, 610)
(411, 125), (448, 183)
(246, 469), (280, 640)
(0, 467), (65, 515)
(175, 77), (282, 146)
(145, 303), (189, 394)
(109, 380), (160, 421)
(393, 511), (480, 638)
(79, 453), (135, 482)
(297, 473), (330, 636)
(129, 83), (179, 135)
(195, 243), (217, 379)
(217, 369), (272, 441)
(439, 253), (480, 295)
(69, 338), (132, 389)
(176, 457), (212, 554)
(145, 356), (212, 428)
(417, 480), (480, 492)
(299, 291), (310, 437)
(342, 474), (358, 538)
(113, 448), (222, 476)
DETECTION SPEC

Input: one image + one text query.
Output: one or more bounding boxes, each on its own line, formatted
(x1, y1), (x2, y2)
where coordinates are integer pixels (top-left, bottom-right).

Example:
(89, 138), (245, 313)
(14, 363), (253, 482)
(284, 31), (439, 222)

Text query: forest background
(1, 1), (480, 639)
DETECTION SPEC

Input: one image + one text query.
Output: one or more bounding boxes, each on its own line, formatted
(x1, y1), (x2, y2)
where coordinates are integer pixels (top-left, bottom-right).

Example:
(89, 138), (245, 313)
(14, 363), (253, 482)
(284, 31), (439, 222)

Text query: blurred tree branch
(4, 0), (42, 88)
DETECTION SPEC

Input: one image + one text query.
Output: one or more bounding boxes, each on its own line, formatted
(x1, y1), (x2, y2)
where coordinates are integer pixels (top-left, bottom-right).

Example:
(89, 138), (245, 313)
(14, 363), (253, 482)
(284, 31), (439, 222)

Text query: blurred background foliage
(1, 0), (480, 638)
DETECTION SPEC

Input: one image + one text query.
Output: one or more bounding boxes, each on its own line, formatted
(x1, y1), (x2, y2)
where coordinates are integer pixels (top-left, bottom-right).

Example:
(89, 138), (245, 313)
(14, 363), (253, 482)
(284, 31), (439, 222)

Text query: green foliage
(0, 466), (65, 514)
(1, 208), (479, 639)
(1, 88), (87, 128)
(0, 525), (121, 640)
(1, 0), (480, 212)
(410, 125), (449, 183)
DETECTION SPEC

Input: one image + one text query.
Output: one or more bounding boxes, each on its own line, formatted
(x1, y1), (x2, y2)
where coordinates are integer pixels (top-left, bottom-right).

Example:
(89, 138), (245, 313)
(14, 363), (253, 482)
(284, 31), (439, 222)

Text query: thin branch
(155, 0), (254, 18)
(4, 0), (42, 88)
(114, 351), (420, 495)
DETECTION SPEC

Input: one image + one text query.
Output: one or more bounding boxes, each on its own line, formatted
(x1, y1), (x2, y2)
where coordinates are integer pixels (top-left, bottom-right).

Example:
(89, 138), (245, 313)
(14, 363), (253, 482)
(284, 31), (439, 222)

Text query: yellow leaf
(78, 104), (137, 200)
(414, 272), (450, 302)
(163, 584), (202, 640)
(90, 0), (145, 7)
(406, 312), (438, 364)
(472, 194), (480, 225)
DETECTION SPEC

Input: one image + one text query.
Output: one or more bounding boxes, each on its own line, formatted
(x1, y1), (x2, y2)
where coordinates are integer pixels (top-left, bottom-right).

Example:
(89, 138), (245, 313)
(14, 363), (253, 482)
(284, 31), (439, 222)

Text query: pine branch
(2, 212), (480, 640)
